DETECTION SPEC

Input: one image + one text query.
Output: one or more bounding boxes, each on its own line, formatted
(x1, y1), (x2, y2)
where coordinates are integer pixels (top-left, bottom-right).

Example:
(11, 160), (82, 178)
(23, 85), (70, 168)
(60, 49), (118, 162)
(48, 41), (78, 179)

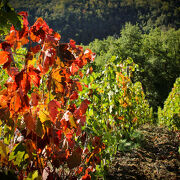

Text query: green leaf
(26, 170), (39, 180)
(9, 142), (27, 166)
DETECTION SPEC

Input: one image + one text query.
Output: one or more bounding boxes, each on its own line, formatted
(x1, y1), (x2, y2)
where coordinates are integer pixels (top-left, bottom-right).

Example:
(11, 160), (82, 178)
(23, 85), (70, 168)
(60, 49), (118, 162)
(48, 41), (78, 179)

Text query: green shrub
(158, 77), (180, 130)
(78, 56), (152, 177)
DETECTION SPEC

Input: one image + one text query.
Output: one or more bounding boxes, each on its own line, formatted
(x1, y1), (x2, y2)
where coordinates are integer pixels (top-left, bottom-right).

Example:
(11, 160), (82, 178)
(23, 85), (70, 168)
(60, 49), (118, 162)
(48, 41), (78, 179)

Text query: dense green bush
(158, 77), (180, 130)
(87, 24), (180, 111)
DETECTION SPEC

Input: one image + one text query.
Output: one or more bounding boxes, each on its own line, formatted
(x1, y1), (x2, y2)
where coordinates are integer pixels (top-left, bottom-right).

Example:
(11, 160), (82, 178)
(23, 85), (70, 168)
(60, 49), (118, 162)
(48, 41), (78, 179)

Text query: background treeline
(9, 0), (180, 44)
(86, 24), (180, 112)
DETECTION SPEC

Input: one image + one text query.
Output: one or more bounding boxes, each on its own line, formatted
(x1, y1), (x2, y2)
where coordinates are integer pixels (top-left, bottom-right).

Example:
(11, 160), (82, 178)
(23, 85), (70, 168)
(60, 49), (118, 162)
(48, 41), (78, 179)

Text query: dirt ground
(106, 124), (180, 180)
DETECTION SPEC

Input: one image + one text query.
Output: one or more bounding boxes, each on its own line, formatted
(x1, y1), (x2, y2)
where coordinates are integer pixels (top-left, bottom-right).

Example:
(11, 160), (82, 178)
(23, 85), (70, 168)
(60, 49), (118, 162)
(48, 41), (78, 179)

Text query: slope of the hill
(8, 0), (180, 44)
(106, 124), (180, 180)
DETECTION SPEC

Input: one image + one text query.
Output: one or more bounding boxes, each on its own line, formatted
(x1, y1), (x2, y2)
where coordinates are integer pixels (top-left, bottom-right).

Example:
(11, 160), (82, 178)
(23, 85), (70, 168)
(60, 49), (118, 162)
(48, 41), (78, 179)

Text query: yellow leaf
(52, 68), (62, 82)
(27, 57), (37, 67)
(0, 141), (9, 164)
(55, 81), (64, 93)
(69, 115), (77, 128)
(39, 110), (50, 123)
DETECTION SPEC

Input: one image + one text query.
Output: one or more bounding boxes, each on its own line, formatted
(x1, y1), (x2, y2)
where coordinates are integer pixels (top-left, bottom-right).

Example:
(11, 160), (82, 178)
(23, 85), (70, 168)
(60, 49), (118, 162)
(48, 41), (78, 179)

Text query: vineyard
(0, 4), (180, 180)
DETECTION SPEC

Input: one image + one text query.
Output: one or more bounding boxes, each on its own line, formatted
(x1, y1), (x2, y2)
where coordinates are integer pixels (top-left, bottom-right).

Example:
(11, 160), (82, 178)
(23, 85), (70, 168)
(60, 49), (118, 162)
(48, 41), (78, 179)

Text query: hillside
(8, 0), (180, 44)
(0, 2), (179, 179)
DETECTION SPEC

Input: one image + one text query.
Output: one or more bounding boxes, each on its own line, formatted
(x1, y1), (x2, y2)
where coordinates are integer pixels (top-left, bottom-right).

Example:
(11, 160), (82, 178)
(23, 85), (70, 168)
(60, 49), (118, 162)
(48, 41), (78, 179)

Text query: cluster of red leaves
(0, 12), (103, 179)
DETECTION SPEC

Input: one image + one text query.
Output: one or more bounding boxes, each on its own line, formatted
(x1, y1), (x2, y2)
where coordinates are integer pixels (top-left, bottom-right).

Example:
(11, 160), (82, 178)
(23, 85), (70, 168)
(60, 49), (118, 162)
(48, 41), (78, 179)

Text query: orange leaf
(0, 51), (10, 65)
(21, 36), (29, 46)
(54, 32), (61, 41)
(10, 91), (29, 116)
(76, 167), (83, 174)
(5, 78), (18, 95)
(24, 112), (36, 132)
(0, 95), (8, 108)
(27, 66), (41, 87)
(76, 82), (83, 91)
(70, 63), (79, 75)
(15, 70), (31, 94)
(81, 173), (91, 180)
(30, 93), (40, 106)
(10, 92), (22, 114)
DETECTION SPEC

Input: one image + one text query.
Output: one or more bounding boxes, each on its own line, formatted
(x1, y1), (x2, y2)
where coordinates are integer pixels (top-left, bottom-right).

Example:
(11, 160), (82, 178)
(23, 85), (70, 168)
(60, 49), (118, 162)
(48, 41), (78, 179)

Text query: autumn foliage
(0, 12), (104, 179)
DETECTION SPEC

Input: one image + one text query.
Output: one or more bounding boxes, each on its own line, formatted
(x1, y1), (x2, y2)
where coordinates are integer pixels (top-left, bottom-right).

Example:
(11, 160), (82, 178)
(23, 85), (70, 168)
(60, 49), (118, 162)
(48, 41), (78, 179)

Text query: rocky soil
(106, 124), (180, 180)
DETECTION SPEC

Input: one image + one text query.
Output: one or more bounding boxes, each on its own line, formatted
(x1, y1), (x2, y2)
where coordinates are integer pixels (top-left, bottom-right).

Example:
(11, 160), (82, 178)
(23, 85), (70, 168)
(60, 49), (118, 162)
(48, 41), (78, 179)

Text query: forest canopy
(8, 0), (180, 44)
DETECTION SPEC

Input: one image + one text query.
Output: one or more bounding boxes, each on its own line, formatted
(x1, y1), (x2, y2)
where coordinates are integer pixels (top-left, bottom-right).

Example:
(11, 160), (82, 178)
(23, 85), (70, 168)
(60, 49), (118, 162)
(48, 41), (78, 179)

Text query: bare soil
(106, 124), (180, 180)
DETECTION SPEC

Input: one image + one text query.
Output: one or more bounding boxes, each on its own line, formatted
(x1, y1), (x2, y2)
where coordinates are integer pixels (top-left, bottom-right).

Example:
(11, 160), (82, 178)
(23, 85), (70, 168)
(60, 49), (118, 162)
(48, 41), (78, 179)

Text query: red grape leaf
(54, 32), (61, 41)
(70, 63), (79, 75)
(9, 91), (30, 116)
(56, 43), (75, 66)
(28, 66), (41, 87)
(30, 93), (40, 106)
(70, 91), (78, 100)
(30, 17), (50, 42)
(69, 39), (76, 49)
(65, 128), (74, 140)
(76, 126), (82, 137)
(5, 77), (18, 95)
(79, 115), (86, 126)
(51, 68), (64, 93)
(74, 99), (90, 119)
(56, 130), (62, 140)
(7, 67), (19, 77)
(9, 91), (22, 115)
(67, 138), (75, 149)
(0, 42), (12, 50)
(15, 67), (41, 93)
(42, 48), (56, 73)
(30, 45), (41, 54)
(76, 82), (83, 91)
(5, 16), (29, 49)
(67, 147), (82, 169)
(18, 11), (29, 27)
(48, 100), (61, 123)
(15, 70), (31, 94)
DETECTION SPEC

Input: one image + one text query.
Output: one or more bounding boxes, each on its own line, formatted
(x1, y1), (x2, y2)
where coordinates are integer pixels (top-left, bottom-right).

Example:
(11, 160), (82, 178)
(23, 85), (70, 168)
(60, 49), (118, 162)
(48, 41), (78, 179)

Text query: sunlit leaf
(70, 63), (79, 75)
(0, 51), (10, 65)
(48, 100), (61, 123)
(0, 95), (8, 108)
(24, 112), (36, 132)
(10, 91), (22, 114)
(74, 99), (90, 119)
(39, 110), (50, 123)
